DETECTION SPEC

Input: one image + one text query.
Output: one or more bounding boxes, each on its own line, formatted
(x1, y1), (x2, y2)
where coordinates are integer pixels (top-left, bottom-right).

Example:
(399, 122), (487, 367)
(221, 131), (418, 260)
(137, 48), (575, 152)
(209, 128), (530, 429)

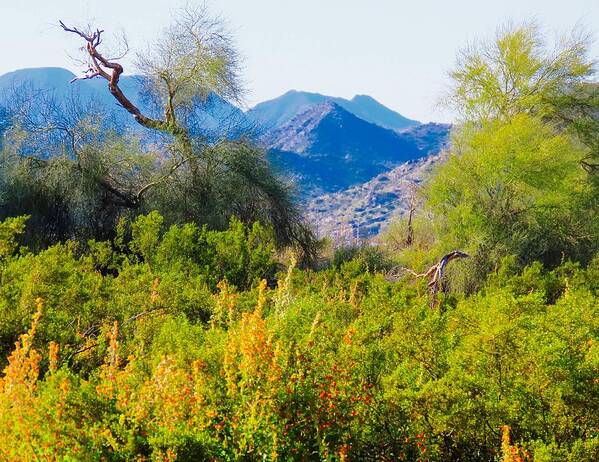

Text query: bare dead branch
(60, 20), (166, 132)
(387, 250), (469, 307)
(405, 184), (419, 246)
(423, 251), (469, 307)
(70, 67), (101, 83)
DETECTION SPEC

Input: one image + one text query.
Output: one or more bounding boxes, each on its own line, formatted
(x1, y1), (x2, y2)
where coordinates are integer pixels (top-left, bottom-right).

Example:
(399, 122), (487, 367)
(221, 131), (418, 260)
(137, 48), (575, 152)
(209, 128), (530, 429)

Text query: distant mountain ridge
(0, 67), (141, 107)
(0, 67), (451, 237)
(0, 68), (425, 140)
(266, 102), (449, 196)
(265, 101), (420, 158)
(305, 152), (446, 238)
(0, 67), (244, 135)
(248, 89), (420, 132)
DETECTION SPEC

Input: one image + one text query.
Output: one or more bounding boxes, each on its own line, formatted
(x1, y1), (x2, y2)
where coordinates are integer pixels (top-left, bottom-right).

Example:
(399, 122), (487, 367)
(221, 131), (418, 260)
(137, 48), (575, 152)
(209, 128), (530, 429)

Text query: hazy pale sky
(0, 0), (597, 122)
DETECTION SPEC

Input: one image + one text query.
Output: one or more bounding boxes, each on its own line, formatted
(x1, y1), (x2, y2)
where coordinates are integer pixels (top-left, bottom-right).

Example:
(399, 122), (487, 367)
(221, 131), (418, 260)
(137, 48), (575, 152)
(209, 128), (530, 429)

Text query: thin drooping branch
(134, 156), (190, 201)
(9, 87), (167, 209)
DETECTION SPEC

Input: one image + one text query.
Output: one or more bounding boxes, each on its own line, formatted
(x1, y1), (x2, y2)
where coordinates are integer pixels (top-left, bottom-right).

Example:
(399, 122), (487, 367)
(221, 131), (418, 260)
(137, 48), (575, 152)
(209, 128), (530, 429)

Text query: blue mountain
(248, 90), (420, 132)
(0, 67), (450, 208)
(0, 67), (245, 135)
(0, 67), (138, 107)
(265, 102), (447, 195)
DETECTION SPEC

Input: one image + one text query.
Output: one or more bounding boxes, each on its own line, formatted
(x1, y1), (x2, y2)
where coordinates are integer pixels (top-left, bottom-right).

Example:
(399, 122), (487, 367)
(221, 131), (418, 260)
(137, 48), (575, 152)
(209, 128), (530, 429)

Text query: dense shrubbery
(0, 214), (597, 461)
(383, 24), (599, 293)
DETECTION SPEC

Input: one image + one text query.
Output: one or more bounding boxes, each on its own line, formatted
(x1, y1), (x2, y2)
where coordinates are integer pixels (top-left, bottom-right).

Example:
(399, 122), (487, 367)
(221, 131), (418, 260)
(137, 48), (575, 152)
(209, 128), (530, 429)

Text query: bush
(0, 213), (596, 460)
(331, 243), (391, 275)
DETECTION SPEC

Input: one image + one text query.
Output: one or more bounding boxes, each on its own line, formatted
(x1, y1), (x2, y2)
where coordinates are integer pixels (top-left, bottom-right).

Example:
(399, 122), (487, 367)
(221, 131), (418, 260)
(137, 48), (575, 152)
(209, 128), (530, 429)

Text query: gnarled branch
(387, 250), (469, 307)
(59, 21), (170, 133)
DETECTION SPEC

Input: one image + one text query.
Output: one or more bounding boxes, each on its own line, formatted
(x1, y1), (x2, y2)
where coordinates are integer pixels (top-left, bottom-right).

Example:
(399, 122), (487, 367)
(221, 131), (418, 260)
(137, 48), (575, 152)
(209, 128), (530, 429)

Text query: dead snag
(405, 250), (469, 307)
(405, 187), (417, 246)
(59, 21), (166, 132)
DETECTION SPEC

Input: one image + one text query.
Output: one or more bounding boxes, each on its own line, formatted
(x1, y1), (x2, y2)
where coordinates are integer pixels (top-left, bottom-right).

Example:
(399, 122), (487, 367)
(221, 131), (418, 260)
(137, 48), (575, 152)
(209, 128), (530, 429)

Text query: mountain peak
(351, 94), (375, 102)
(249, 90), (419, 132)
(1, 67), (75, 77)
(280, 100), (341, 128)
(0, 67), (76, 90)
(266, 99), (444, 196)
(262, 101), (345, 153)
(305, 100), (342, 117)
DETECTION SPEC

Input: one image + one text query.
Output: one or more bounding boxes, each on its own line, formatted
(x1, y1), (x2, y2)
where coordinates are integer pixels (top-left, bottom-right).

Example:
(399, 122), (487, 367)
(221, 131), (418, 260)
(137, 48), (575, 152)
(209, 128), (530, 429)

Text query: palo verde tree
(0, 3), (315, 255)
(445, 22), (598, 171)
(60, 3), (240, 157)
(419, 23), (599, 291)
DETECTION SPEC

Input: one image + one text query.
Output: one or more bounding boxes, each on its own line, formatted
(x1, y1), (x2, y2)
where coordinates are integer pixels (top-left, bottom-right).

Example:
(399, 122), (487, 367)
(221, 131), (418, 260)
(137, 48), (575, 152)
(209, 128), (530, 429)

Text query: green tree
(0, 215), (27, 263)
(427, 115), (596, 273)
(58, 4), (315, 255)
(446, 22), (598, 174)
(446, 22), (594, 123)
(419, 24), (599, 289)
(0, 4), (316, 257)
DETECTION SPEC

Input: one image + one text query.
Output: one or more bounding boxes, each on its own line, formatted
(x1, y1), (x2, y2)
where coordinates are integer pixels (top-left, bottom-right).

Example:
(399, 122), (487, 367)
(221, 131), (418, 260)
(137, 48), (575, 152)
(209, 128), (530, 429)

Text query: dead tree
(386, 250), (469, 307)
(59, 22), (191, 149)
(405, 184), (418, 246)
(412, 250), (469, 307)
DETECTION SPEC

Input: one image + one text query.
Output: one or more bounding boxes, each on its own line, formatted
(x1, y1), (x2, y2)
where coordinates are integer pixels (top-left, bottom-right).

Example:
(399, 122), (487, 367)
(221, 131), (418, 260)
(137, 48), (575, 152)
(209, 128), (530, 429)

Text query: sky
(0, 0), (597, 123)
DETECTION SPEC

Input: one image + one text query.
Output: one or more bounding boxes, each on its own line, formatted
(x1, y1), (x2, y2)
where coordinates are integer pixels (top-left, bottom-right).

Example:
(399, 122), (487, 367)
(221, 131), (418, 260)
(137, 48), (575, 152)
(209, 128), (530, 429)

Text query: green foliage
(0, 215), (27, 262)
(126, 213), (278, 290)
(0, 129), (154, 245)
(396, 23), (599, 292)
(0, 213), (597, 461)
(426, 114), (597, 277)
(0, 213), (276, 367)
(130, 211), (165, 265)
(331, 243), (391, 275)
(0, 18), (597, 462)
(446, 22), (594, 122)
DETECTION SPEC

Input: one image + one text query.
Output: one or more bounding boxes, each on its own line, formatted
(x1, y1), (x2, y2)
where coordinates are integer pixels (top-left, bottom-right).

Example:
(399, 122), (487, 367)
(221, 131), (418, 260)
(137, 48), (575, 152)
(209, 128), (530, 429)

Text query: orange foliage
(501, 425), (532, 462)
(0, 297), (43, 395)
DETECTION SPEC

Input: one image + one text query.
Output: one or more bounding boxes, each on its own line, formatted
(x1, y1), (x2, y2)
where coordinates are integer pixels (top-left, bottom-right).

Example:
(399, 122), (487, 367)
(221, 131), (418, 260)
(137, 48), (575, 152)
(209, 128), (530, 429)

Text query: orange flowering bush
(0, 214), (597, 460)
(0, 299), (90, 459)
(500, 426), (532, 462)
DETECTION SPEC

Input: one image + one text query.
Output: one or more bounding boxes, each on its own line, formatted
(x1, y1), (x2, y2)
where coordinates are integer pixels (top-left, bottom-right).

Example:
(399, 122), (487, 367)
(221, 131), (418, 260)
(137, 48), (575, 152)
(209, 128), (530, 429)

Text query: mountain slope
(398, 122), (452, 155)
(342, 94), (419, 132)
(248, 90), (419, 131)
(305, 152), (446, 238)
(266, 102), (448, 196)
